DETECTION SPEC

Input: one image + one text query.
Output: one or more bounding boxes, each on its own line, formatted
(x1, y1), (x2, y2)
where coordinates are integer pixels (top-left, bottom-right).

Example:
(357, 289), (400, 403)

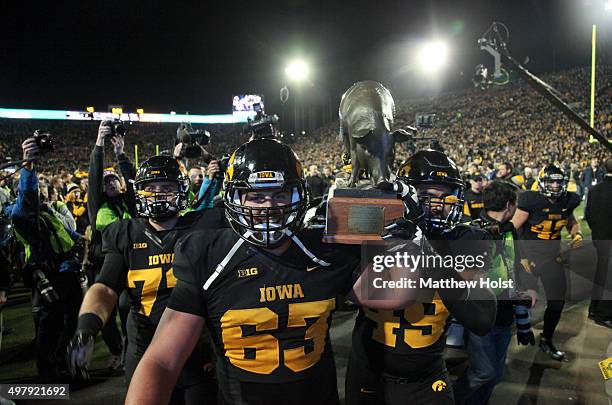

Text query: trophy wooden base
(323, 187), (404, 244)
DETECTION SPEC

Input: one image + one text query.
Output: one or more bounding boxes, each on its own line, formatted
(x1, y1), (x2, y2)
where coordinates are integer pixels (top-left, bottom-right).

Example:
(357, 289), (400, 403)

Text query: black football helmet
(396, 149), (464, 233)
(537, 165), (568, 199)
(224, 138), (308, 247)
(134, 156), (190, 220)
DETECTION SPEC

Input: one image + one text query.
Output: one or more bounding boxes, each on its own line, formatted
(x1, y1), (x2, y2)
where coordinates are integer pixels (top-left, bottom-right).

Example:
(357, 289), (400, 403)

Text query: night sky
(1, 0), (610, 116)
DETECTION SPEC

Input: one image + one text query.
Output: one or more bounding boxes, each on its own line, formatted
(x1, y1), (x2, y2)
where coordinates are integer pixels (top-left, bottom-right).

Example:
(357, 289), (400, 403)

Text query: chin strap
(203, 228), (331, 291)
(284, 229), (331, 267)
(203, 231), (252, 291)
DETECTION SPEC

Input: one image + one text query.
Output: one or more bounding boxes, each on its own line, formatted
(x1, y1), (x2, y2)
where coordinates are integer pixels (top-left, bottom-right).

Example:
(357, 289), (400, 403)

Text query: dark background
(1, 0), (610, 118)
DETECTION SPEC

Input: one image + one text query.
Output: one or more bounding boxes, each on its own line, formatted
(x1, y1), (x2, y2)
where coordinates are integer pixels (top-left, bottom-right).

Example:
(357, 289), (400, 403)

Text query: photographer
(454, 180), (538, 404)
(6, 137), (84, 381)
(87, 120), (137, 368)
(172, 124), (223, 211)
(191, 160), (222, 211)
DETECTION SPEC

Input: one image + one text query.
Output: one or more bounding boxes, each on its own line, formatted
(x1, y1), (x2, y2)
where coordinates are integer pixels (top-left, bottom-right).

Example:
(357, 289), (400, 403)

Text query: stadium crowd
(0, 63), (610, 405)
(0, 65), (609, 189)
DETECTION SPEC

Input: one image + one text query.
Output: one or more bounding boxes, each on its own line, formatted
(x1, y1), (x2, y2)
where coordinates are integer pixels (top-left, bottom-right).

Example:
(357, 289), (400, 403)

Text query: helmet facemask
(225, 180), (307, 248)
(539, 174), (567, 199)
(416, 188), (464, 234)
(136, 180), (189, 221)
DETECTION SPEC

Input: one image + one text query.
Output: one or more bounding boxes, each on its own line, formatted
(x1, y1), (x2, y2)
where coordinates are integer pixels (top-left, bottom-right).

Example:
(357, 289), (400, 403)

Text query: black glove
(67, 313), (102, 380)
(67, 331), (95, 380)
(382, 218), (420, 240)
(376, 180), (425, 225)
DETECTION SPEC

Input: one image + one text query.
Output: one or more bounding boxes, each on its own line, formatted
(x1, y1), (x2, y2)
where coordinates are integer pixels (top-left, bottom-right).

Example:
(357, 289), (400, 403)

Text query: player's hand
(173, 143), (185, 159)
(67, 331), (95, 381)
(520, 289), (538, 308)
(97, 120), (114, 146)
(520, 258), (535, 273)
(569, 233), (583, 249)
(110, 135), (125, 157)
(376, 179), (421, 219)
(517, 330), (535, 346)
(22, 137), (40, 161)
(207, 160), (220, 178)
(400, 184), (424, 225)
(382, 218), (420, 240)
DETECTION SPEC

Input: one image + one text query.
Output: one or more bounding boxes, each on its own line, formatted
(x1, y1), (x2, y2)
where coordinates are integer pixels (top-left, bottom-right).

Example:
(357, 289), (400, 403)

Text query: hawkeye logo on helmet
(398, 163), (411, 177)
(436, 171), (448, 177)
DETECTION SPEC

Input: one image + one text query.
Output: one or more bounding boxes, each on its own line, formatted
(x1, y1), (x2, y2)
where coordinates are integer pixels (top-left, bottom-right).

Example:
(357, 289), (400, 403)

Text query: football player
(511, 165), (582, 361)
(345, 149), (497, 405)
(67, 156), (220, 402)
(125, 138), (435, 405)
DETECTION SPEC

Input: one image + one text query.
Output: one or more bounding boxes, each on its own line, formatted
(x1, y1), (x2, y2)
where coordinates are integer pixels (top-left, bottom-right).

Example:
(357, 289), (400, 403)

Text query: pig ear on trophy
(392, 127), (418, 143)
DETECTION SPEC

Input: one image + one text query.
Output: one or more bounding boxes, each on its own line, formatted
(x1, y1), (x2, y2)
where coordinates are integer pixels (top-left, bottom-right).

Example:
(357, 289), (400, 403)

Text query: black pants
(34, 272), (82, 380)
(533, 257), (567, 340)
(589, 240), (612, 319)
(345, 351), (454, 405)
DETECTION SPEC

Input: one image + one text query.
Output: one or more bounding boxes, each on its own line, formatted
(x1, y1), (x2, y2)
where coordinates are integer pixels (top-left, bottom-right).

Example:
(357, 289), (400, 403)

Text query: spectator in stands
(306, 164), (328, 199)
(523, 167), (535, 191)
(322, 166), (335, 194)
(463, 173), (485, 221)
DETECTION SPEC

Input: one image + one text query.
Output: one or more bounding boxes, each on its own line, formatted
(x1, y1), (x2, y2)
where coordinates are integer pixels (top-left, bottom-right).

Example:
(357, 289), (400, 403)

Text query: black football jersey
(98, 209), (221, 328)
(463, 189), (484, 221)
(167, 227), (360, 388)
(517, 191), (580, 241)
(350, 223), (490, 379)
(351, 297), (450, 378)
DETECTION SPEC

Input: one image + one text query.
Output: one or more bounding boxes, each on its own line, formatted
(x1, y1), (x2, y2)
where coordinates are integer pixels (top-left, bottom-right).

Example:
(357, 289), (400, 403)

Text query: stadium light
(606, 0), (612, 11)
(285, 60), (310, 82)
(417, 41), (448, 73)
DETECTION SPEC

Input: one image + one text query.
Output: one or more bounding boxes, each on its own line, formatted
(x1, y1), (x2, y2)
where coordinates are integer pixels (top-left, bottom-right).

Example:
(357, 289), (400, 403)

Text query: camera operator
(6, 137), (85, 381)
(454, 180), (538, 404)
(171, 124), (224, 212)
(87, 120), (137, 369)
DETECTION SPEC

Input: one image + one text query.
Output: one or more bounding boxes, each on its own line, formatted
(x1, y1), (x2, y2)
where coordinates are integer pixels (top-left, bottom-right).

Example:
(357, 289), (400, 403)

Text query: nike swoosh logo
(306, 265), (320, 272)
(360, 388), (376, 394)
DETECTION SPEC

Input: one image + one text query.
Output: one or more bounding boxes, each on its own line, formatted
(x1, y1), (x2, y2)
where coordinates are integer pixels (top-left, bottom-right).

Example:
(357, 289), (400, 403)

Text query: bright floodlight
(285, 60), (310, 82)
(417, 41), (448, 73)
(606, 0), (612, 11)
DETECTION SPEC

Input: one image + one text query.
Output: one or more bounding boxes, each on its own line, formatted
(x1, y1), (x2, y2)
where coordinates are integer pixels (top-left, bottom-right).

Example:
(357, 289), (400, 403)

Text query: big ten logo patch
(237, 267), (258, 278)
